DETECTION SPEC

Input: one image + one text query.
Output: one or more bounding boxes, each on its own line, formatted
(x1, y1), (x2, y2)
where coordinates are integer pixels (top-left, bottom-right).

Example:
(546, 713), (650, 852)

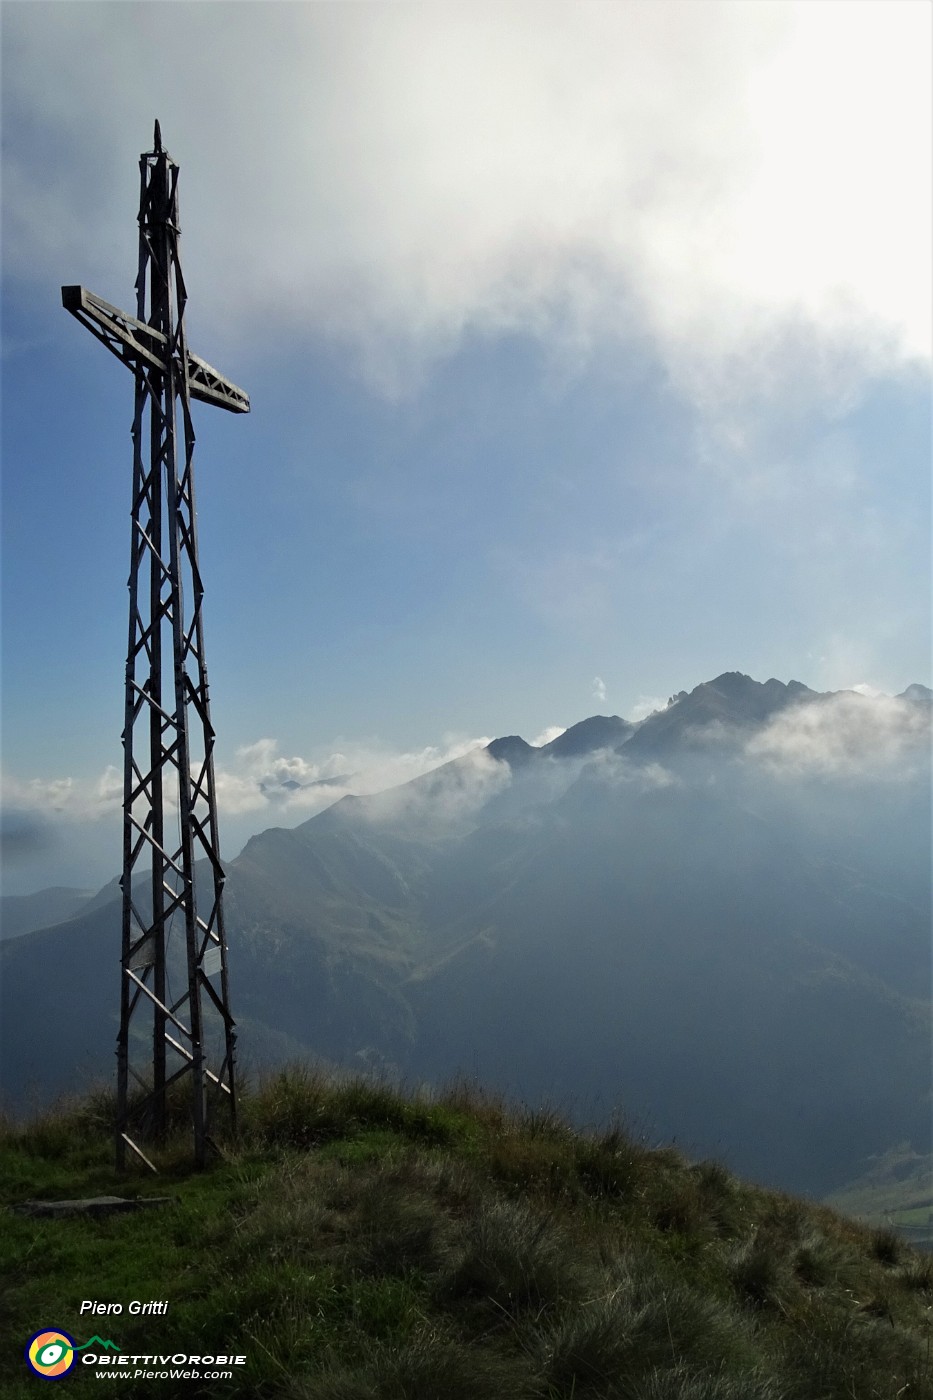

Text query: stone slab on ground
(10, 1195), (176, 1217)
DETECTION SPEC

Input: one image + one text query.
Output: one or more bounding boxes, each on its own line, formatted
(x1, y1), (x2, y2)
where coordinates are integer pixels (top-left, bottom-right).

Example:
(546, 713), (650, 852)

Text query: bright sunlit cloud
(630, 696), (669, 722)
(216, 733), (493, 818)
(5, 1), (930, 412)
(2, 733), (493, 833)
(746, 691), (932, 779)
(530, 725), (567, 748)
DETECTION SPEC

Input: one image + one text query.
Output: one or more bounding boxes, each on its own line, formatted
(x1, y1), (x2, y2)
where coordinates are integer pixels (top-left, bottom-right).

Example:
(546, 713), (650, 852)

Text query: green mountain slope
(2, 1070), (932, 1399)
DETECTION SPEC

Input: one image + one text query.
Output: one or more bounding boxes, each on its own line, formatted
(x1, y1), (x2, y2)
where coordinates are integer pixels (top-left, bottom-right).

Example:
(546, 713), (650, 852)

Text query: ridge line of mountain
(482, 671), (931, 769)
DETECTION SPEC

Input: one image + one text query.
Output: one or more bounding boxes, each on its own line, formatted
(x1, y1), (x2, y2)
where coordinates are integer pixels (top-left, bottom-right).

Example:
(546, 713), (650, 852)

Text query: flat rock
(10, 1195), (176, 1217)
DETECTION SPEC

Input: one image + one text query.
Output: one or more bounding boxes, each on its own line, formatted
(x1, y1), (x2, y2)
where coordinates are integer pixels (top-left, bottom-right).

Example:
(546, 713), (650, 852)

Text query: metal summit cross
(62, 122), (248, 1170)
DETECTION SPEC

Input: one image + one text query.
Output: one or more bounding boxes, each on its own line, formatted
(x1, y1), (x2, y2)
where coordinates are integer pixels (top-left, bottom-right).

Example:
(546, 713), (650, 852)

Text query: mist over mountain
(2, 673), (930, 1200)
(0, 886), (93, 941)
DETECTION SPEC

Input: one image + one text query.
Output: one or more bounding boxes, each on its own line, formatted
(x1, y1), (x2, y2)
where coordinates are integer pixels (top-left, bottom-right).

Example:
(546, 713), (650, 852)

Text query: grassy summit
(2, 1067), (931, 1398)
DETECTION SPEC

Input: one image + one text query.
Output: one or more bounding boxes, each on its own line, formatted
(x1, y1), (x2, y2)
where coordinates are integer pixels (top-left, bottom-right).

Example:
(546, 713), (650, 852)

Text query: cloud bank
(745, 691), (932, 780)
(0, 732), (493, 871)
(215, 734), (492, 820)
(5, 1), (929, 411)
(3, 685), (928, 894)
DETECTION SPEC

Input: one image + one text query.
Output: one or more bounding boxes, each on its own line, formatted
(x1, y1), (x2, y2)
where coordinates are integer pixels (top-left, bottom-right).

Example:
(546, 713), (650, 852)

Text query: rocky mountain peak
(899, 683), (932, 704)
(540, 715), (634, 758)
(486, 735), (537, 768)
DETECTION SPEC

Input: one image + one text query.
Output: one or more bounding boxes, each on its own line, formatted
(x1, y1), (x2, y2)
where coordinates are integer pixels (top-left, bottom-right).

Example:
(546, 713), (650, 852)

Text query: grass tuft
(441, 1196), (583, 1316)
(792, 1232), (837, 1288)
(727, 1235), (792, 1311)
(869, 1224), (903, 1266)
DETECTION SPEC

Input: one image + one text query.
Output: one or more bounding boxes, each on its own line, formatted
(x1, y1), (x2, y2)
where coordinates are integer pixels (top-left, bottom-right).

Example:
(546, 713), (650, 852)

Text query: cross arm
(61, 286), (250, 415)
(62, 284), (166, 374)
(185, 351), (250, 415)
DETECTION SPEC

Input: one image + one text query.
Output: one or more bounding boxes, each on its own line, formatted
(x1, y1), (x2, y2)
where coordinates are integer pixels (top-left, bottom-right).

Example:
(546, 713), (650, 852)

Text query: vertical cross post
(62, 123), (249, 1169)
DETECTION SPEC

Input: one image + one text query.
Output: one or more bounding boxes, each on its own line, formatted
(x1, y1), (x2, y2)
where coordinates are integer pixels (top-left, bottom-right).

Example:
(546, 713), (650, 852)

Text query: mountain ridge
(3, 671), (929, 1200)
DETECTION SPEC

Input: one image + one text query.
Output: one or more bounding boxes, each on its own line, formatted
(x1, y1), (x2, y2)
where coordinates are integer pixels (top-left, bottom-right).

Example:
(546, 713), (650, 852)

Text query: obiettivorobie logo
(24, 1328), (247, 1382)
(25, 1331), (120, 1380)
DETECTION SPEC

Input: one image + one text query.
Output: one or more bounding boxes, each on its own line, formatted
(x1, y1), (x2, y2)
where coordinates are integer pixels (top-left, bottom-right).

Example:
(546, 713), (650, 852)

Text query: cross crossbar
(61, 285), (250, 414)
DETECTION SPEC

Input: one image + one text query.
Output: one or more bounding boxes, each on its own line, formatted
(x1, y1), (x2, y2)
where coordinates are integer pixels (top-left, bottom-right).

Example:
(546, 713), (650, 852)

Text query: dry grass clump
(441, 1194), (585, 1316)
(791, 1231), (840, 1287)
(573, 1133), (649, 1203)
(535, 1253), (758, 1397)
(869, 1223), (903, 1266)
(241, 1063), (472, 1151)
(728, 1233), (794, 1312)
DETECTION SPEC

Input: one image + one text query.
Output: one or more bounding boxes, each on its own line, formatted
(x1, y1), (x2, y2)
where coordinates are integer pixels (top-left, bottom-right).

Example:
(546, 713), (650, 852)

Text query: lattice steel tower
(62, 122), (249, 1169)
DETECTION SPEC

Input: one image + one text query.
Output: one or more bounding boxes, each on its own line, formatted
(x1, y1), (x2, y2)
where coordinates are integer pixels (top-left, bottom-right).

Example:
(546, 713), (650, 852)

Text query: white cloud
(592, 677), (608, 704)
(0, 772), (114, 820)
(531, 725), (567, 748)
(588, 750), (681, 793)
(356, 745), (511, 830)
(630, 695), (667, 722)
(215, 739), (333, 818)
(1, 733), (493, 831)
(0, 770), (123, 890)
(6, 1), (929, 412)
(745, 691), (932, 779)
(1, 732), (500, 888)
(216, 733), (495, 820)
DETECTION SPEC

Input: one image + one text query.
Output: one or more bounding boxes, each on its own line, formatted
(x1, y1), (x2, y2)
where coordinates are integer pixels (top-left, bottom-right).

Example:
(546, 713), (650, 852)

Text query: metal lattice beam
(62, 121), (248, 1169)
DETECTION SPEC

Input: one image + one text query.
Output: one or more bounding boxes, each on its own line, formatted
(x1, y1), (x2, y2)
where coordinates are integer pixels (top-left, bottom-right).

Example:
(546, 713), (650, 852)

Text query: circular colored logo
(25, 1330), (77, 1380)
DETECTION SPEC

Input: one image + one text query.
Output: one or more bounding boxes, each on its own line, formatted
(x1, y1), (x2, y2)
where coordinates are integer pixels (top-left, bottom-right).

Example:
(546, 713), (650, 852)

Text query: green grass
(2, 1068), (932, 1398)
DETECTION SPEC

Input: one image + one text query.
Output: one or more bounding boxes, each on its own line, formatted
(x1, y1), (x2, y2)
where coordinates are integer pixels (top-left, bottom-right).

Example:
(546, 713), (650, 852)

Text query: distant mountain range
(2, 672), (930, 1199)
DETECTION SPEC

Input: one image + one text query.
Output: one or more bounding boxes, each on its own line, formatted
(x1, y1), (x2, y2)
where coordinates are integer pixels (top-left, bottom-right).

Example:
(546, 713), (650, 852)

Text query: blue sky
(2, 1), (930, 894)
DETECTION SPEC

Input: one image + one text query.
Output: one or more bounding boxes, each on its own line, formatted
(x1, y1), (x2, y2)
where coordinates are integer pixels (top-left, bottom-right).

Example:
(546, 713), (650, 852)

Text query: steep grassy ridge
(2, 1069), (932, 1398)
